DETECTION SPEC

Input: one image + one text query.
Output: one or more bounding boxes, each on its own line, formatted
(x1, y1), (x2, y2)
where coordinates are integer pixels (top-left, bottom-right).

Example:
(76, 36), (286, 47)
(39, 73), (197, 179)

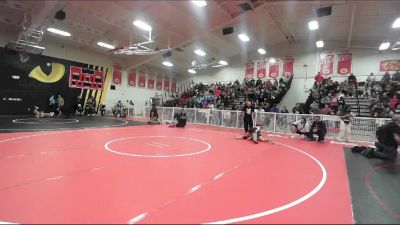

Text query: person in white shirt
(291, 117), (310, 139)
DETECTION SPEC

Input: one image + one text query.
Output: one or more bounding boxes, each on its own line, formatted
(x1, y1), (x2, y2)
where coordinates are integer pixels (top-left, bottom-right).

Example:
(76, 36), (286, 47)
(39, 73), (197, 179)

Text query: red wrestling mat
(0, 124), (353, 224)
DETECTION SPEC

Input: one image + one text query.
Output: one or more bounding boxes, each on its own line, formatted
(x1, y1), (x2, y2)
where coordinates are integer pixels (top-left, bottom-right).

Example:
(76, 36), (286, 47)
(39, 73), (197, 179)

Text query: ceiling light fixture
(269, 58), (276, 63)
(316, 40), (324, 48)
(192, 0), (207, 7)
(97, 42), (115, 49)
(308, 20), (319, 30)
(258, 48), (266, 55)
(194, 49), (206, 56)
(188, 69), (196, 74)
(47, 27), (71, 37)
(379, 42), (391, 50)
(238, 33), (250, 42)
(219, 60), (228, 65)
(133, 20), (152, 31)
(392, 17), (400, 29)
(162, 61), (174, 67)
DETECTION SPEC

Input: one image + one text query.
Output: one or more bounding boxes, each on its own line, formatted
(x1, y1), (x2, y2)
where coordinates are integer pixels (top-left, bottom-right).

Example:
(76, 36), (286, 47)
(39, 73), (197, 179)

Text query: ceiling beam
(347, 4), (356, 48)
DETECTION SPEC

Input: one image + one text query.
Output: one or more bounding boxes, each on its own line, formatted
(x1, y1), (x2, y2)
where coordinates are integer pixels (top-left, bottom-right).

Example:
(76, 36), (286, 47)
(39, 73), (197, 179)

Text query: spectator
(315, 72), (323, 84)
(382, 71), (391, 82)
(320, 104), (331, 115)
(56, 94), (64, 116)
(270, 104), (279, 113)
(281, 106), (289, 113)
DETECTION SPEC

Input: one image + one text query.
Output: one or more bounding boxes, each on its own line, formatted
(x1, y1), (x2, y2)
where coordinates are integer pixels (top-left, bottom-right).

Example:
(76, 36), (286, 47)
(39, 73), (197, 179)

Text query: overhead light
(192, 0), (207, 7)
(258, 48), (266, 55)
(379, 42), (391, 50)
(194, 49), (206, 56)
(212, 64), (224, 68)
(269, 58), (276, 63)
(392, 17), (400, 28)
(97, 42), (115, 49)
(188, 69), (196, 74)
(238, 33), (250, 42)
(316, 40), (324, 48)
(11, 75), (20, 79)
(219, 60), (228, 65)
(392, 42), (400, 50)
(47, 27), (71, 37)
(162, 61), (174, 67)
(133, 20), (152, 31)
(308, 20), (319, 30)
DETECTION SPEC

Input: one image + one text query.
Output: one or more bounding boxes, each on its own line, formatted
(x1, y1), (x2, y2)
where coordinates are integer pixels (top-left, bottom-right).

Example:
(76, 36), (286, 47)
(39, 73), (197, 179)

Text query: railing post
(236, 111), (240, 128)
(273, 113), (277, 132)
(206, 109), (210, 124)
(194, 108), (197, 123)
(171, 107), (175, 123)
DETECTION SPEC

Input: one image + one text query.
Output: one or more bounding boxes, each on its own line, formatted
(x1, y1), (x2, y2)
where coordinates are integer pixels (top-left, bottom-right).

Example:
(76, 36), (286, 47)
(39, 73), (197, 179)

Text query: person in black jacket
(168, 109), (187, 128)
(241, 100), (255, 137)
(307, 116), (327, 143)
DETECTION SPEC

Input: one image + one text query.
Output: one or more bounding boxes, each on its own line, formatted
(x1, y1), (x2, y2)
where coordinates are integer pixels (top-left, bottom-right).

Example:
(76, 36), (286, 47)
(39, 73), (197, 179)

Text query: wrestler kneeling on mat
(243, 124), (272, 144)
(290, 117), (310, 139)
(168, 109), (187, 128)
(148, 105), (161, 125)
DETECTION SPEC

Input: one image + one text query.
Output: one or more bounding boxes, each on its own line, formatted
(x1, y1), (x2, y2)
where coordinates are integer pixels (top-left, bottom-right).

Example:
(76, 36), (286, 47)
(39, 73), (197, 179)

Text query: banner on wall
(156, 74), (163, 90)
(138, 71), (146, 87)
(171, 79), (177, 92)
(148, 74), (155, 89)
(320, 52), (334, 76)
(245, 62), (255, 80)
(380, 60), (400, 72)
(256, 60), (267, 79)
(282, 56), (294, 77)
(112, 64), (122, 84)
(164, 76), (170, 91)
(269, 60), (279, 78)
(128, 69), (136, 86)
(337, 51), (352, 75)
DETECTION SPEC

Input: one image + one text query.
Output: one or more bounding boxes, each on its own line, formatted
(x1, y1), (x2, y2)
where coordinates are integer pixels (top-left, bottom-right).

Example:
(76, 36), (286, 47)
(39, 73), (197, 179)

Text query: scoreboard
(69, 66), (104, 90)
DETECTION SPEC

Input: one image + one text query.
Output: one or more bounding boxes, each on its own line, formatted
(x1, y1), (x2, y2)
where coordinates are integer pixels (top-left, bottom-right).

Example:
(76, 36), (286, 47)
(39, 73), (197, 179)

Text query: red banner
(320, 52), (334, 76)
(245, 63), (255, 80)
(138, 71), (146, 87)
(112, 64), (122, 84)
(156, 74), (163, 90)
(337, 51), (352, 75)
(282, 56), (294, 77)
(171, 79), (177, 91)
(269, 61), (280, 78)
(164, 77), (170, 91)
(256, 61), (267, 78)
(148, 74), (155, 89)
(128, 69), (136, 86)
(380, 60), (400, 72)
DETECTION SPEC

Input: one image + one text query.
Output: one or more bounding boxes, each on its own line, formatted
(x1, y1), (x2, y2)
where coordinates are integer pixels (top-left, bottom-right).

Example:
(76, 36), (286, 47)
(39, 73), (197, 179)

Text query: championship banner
(171, 78), (177, 92)
(164, 77), (170, 91)
(156, 74), (162, 90)
(148, 74), (155, 89)
(256, 60), (267, 78)
(112, 64), (122, 84)
(282, 56), (294, 77)
(269, 61), (280, 78)
(337, 51), (352, 75)
(128, 69), (136, 86)
(138, 71), (146, 87)
(380, 60), (400, 72)
(320, 52), (334, 76)
(245, 62), (255, 80)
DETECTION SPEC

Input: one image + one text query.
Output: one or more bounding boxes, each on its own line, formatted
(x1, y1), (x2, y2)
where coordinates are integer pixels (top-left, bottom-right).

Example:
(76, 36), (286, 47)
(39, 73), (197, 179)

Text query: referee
(242, 100), (256, 137)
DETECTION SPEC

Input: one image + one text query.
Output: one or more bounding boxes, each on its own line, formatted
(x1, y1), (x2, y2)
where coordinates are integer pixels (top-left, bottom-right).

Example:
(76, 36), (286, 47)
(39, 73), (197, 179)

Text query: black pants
(307, 130), (326, 141)
(373, 142), (398, 160)
(244, 116), (253, 133)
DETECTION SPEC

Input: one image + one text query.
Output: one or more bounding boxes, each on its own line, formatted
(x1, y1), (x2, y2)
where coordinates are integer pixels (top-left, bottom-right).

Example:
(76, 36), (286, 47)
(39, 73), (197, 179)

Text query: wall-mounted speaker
(222, 27), (234, 35)
(316, 6), (332, 17)
(110, 85), (116, 90)
(55, 10), (66, 20)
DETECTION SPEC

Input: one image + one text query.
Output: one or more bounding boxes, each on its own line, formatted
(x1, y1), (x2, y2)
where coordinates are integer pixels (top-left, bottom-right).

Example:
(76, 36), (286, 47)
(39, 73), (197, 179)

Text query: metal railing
(141, 106), (392, 142)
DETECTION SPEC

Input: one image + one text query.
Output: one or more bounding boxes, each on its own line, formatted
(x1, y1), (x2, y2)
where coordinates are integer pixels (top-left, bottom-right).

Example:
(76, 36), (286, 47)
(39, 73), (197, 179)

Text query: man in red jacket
(315, 72), (324, 84)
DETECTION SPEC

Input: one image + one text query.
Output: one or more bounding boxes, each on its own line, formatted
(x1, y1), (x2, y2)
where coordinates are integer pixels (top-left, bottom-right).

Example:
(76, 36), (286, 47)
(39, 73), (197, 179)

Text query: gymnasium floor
(0, 116), (398, 224)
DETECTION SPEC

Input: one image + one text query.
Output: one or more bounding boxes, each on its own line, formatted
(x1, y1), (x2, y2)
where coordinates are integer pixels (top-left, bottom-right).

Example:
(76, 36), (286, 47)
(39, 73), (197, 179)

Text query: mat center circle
(104, 136), (211, 158)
